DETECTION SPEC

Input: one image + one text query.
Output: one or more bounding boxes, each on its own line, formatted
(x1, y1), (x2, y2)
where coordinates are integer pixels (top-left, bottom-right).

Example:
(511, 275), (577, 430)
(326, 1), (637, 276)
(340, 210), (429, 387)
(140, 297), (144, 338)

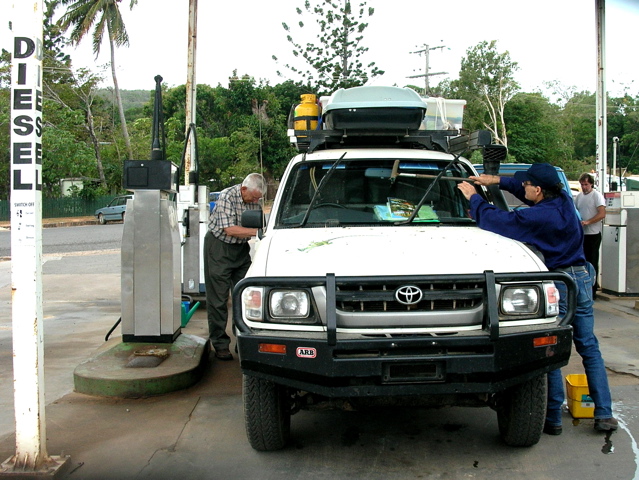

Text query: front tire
(243, 374), (291, 451)
(496, 374), (547, 447)
(98, 213), (106, 225)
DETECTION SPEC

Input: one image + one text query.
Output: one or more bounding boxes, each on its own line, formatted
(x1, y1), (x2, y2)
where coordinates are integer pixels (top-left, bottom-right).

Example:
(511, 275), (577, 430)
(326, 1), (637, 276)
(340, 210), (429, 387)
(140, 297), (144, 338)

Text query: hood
(249, 226), (547, 277)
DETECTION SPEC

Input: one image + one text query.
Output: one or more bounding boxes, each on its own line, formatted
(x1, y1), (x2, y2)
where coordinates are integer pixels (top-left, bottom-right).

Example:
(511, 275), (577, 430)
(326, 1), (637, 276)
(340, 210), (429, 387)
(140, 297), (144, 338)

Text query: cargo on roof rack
(322, 86), (427, 130)
(288, 86), (478, 154)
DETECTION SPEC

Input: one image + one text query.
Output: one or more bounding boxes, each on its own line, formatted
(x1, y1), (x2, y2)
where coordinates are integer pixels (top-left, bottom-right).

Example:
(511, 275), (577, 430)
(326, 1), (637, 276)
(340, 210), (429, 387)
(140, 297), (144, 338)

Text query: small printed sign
(296, 347), (317, 358)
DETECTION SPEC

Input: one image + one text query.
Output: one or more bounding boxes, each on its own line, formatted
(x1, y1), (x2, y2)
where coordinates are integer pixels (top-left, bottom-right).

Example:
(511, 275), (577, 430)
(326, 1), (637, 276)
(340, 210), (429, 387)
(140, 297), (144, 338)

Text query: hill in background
(97, 89), (152, 120)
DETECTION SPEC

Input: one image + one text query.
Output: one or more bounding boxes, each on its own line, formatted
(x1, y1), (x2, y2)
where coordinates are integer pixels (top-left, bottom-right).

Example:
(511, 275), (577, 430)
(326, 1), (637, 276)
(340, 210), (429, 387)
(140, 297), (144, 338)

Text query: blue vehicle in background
(474, 163), (574, 210)
(95, 195), (132, 224)
(209, 191), (220, 213)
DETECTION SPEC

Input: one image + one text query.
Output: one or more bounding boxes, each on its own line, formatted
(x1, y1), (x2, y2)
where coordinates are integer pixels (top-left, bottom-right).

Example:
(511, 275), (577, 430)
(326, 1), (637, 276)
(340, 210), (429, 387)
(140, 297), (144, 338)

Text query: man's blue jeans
(546, 263), (613, 426)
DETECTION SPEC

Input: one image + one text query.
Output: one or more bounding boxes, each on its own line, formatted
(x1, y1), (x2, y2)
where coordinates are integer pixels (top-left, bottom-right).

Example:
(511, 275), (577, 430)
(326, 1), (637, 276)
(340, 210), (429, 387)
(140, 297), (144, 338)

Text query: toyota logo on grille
(395, 285), (423, 305)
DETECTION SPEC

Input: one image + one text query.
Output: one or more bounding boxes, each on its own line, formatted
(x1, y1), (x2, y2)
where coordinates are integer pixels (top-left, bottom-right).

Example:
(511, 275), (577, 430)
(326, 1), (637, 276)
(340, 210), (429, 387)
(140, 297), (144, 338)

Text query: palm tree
(59, 0), (137, 160)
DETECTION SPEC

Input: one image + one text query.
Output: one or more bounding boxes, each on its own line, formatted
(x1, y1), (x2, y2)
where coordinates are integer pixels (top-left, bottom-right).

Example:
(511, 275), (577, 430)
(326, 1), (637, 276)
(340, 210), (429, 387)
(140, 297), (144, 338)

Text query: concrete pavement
(0, 248), (638, 479)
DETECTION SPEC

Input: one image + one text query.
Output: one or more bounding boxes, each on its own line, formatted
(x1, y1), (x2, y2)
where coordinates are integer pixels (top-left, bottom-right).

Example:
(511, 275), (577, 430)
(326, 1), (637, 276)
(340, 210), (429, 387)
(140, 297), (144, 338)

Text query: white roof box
(322, 86), (427, 130)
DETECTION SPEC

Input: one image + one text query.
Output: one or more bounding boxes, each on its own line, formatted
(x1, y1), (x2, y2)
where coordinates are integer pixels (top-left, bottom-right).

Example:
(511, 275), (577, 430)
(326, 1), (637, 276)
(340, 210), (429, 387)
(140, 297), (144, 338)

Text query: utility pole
(408, 44), (448, 96)
(595, 0), (607, 192)
(184, 0), (198, 190)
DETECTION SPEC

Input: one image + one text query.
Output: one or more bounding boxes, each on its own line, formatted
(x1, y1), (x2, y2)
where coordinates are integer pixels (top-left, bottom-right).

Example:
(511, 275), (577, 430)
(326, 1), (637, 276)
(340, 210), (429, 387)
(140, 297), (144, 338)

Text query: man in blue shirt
(457, 163), (617, 435)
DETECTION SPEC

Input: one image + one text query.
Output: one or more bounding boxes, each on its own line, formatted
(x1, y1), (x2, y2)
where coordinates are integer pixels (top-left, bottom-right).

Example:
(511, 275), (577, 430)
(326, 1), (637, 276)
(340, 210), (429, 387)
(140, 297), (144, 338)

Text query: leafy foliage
(44, 0), (73, 84)
(41, 102), (96, 196)
(504, 92), (591, 178)
(58, 0), (137, 56)
(449, 40), (519, 147)
(560, 91), (596, 161)
(505, 93), (565, 163)
(58, 0), (138, 160)
(608, 94), (639, 174)
(275, 0), (384, 94)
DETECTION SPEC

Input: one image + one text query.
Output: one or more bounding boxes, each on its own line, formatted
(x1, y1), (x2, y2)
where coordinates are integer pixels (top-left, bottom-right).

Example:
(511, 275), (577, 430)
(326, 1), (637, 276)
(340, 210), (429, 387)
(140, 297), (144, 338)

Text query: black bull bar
(233, 270), (577, 343)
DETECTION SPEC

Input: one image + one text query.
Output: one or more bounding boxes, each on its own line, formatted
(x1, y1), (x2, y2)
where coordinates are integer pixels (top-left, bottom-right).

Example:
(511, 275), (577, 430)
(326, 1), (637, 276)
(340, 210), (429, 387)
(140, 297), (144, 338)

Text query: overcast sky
(3, 0), (639, 100)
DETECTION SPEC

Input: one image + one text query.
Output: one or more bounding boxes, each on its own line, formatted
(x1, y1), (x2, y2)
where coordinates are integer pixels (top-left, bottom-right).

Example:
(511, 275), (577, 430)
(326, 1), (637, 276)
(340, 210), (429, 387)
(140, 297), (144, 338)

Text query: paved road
(0, 223), (124, 257)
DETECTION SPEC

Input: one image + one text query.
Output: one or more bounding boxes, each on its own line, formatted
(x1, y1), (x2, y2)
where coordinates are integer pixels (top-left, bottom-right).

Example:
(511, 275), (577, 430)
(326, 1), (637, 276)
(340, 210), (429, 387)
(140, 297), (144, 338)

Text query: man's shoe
(594, 417), (619, 432)
(214, 348), (233, 361)
(543, 422), (562, 436)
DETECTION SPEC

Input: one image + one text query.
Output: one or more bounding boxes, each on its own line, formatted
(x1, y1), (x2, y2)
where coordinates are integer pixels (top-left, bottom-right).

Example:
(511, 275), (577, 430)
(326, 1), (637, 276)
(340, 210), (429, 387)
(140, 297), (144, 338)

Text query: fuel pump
(73, 5), (208, 398)
(177, 124), (209, 301)
(120, 75), (181, 343)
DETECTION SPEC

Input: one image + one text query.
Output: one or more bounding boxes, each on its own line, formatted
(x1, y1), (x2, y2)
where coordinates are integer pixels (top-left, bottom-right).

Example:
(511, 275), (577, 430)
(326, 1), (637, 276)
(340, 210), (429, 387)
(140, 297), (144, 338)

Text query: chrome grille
(336, 282), (484, 313)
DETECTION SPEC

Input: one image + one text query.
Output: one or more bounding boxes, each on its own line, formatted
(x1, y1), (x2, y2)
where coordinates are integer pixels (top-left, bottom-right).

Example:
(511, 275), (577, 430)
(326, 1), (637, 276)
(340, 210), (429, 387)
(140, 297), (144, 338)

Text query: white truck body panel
(250, 227), (546, 277)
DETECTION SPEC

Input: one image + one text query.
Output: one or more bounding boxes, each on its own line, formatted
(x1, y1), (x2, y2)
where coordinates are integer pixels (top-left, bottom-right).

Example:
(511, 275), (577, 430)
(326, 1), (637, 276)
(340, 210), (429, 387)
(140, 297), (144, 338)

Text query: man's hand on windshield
(469, 174), (500, 186)
(457, 181), (478, 201)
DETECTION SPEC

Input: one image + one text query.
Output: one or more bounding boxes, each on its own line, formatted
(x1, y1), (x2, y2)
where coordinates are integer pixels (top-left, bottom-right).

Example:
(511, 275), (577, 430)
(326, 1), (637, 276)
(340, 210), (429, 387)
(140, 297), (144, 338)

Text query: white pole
(613, 136), (619, 190)
(6, 0), (46, 468)
(595, 0), (607, 193)
(184, 0), (198, 197)
(424, 44), (430, 95)
(1, 1), (69, 475)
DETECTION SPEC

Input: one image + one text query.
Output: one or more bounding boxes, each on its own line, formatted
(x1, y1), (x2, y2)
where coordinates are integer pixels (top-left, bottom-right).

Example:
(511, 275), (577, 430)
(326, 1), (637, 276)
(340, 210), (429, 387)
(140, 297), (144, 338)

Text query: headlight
(270, 290), (310, 318)
(242, 287), (264, 321)
(501, 286), (540, 315)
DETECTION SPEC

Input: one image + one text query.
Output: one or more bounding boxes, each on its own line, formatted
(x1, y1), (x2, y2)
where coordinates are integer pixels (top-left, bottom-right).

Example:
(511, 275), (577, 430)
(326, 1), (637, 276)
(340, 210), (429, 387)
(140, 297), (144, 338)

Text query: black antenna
(151, 75), (166, 161)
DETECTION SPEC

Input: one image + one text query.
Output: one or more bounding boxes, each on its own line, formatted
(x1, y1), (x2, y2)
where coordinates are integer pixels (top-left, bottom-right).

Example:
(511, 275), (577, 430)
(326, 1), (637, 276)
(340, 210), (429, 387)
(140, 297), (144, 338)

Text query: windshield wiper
(292, 152), (347, 228)
(395, 152), (464, 225)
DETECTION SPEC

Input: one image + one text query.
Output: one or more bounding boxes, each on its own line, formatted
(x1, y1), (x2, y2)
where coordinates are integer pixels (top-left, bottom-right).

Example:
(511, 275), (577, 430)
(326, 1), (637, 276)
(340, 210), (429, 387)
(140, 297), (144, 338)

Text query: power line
(408, 43), (448, 96)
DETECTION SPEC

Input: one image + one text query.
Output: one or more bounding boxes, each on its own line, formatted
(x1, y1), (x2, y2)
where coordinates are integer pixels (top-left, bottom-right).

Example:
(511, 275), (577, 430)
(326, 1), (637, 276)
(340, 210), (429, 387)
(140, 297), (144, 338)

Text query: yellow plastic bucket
(565, 374), (594, 418)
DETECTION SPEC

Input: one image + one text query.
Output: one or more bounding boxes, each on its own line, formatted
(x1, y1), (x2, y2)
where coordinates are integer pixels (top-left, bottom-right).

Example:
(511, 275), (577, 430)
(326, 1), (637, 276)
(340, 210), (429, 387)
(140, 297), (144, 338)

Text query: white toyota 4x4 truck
(233, 86), (576, 451)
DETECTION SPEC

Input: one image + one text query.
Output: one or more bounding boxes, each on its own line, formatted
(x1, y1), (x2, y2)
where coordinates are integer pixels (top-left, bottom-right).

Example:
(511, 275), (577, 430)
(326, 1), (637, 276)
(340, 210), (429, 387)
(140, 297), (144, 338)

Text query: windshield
(275, 157), (478, 228)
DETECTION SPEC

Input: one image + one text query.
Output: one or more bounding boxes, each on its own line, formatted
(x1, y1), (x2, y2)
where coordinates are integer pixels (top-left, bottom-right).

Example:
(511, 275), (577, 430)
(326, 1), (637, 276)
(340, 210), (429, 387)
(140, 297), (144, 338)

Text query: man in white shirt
(574, 173), (606, 295)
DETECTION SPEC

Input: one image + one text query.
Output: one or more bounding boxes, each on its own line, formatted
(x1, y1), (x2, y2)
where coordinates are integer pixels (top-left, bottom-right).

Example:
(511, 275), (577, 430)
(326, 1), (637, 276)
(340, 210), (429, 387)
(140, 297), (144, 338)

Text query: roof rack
(290, 128), (495, 156)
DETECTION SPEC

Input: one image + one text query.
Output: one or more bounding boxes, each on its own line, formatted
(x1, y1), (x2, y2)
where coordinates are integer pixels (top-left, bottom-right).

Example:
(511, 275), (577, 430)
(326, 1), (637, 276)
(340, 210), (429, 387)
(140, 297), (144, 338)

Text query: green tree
(58, 0), (137, 160)
(44, 0), (73, 84)
(275, 0), (384, 94)
(269, 79), (314, 119)
(157, 74), (297, 185)
(199, 136), (234, 191)
(560, 91), (596, 160)
(43, 29), (112, 191)
(41, 103), (96, 196)
(608, 93), (639, 175)
(504, 93), (565, 164)
(450, 40), (519, 147)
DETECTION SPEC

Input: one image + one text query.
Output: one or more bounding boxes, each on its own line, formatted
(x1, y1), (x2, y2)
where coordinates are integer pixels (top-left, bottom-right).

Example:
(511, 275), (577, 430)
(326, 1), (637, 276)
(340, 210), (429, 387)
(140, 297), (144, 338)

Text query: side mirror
(241, 209), (264, 229)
